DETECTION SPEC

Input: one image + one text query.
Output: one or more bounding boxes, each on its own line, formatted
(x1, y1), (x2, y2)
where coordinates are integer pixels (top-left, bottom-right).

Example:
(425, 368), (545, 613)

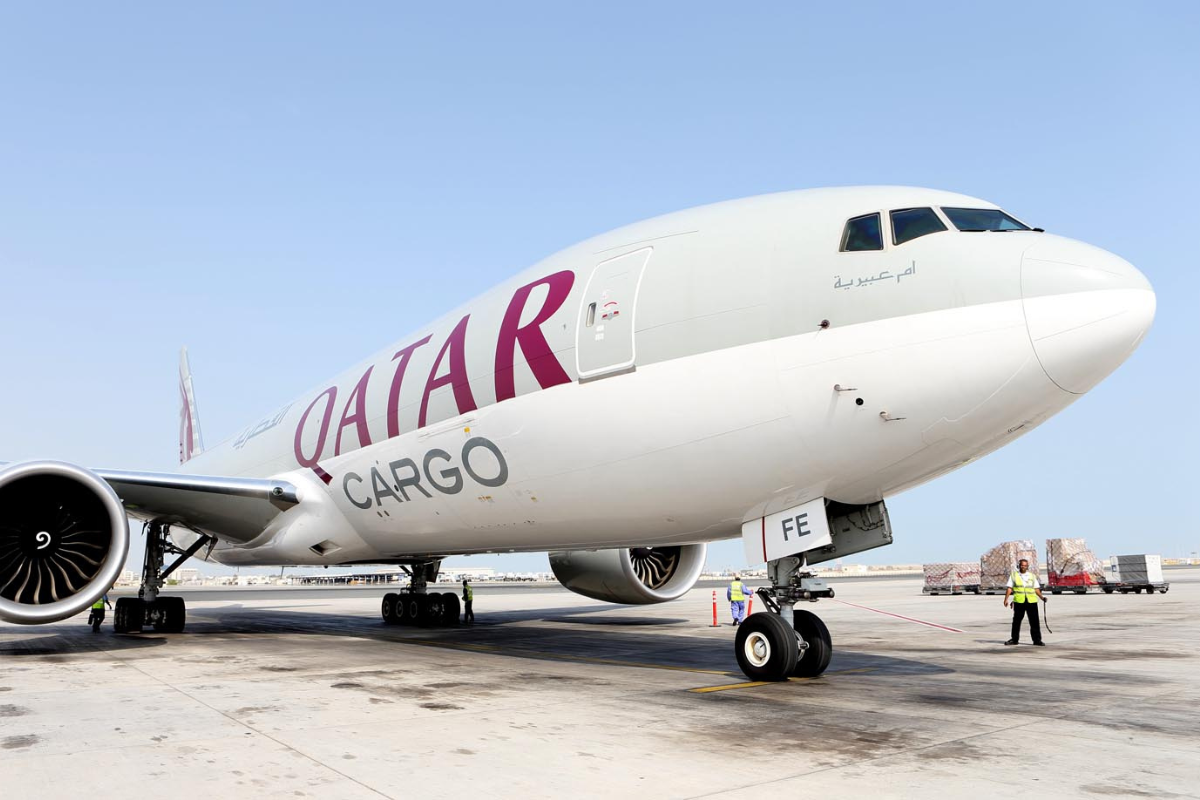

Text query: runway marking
(687, 667), (877, 693)
(832, 599), (965, 632)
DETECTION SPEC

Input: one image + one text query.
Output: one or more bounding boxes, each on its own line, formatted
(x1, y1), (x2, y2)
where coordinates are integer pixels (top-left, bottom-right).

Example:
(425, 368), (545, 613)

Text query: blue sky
(0, 3), (1196, 575)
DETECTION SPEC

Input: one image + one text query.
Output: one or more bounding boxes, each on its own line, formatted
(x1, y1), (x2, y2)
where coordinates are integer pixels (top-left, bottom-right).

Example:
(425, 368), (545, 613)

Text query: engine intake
(0, 461), (129, 624)
(549, 543), (706, 604)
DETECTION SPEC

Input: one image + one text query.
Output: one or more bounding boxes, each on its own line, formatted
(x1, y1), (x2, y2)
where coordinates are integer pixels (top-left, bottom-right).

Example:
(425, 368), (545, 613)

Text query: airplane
(0, 186), (1155, 681)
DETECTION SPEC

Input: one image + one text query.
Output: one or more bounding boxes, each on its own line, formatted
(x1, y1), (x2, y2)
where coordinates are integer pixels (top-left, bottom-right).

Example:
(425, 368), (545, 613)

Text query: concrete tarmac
(2, 571), (1197, 799)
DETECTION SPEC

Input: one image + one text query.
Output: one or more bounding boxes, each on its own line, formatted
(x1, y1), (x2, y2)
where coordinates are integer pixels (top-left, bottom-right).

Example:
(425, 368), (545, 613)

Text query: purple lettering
(419, 315), (477, 428)
(495, 270), (575, 402)
(334, 366), (374, 455)
(386, 335), (432, 438)
(293, 387), (338, 474)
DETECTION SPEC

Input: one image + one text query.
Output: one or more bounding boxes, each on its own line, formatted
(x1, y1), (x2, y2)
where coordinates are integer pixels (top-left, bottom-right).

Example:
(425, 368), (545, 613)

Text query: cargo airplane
(0, 187), (1154, 680)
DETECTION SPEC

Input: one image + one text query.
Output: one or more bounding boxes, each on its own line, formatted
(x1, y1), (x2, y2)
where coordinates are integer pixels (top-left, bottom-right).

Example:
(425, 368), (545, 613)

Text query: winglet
(179, 347), (205, 464)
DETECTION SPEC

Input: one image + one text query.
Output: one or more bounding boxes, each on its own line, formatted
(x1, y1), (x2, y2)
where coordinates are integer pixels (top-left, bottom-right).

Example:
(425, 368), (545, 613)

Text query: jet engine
(0, 461), (129, 625)
(548, 543), (707, 604)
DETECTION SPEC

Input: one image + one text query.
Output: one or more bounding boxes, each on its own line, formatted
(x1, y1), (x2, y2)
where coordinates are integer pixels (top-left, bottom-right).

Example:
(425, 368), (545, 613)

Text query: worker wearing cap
(727, 575), (751, 626)
(462, 578), (474, 625)
(1003, 558), (1046, 646)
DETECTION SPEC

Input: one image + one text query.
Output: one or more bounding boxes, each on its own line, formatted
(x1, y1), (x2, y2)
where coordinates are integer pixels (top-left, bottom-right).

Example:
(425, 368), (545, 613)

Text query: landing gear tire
(150, 597), (186, 633)
(404, 594), (427, 626)
(424, 593), (446, 627)
(791, 610), (832, 678)
(381, 593), (400, 625)
(734, 613), (798, 682)
(114, 598), (145, 634)
(441, 592), (461, 625)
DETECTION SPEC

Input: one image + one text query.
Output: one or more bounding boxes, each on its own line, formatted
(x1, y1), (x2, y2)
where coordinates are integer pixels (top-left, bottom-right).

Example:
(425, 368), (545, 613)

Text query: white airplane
(0, 187), (1154, 680)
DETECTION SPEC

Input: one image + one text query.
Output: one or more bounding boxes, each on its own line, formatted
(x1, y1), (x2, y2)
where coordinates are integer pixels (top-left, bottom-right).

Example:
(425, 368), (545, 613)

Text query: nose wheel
(735, 614), (799, 681)
(733, 556), (835, 681)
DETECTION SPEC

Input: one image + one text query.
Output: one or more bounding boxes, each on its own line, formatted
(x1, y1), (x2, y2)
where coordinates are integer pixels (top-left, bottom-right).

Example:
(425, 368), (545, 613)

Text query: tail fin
(179, 347), (205, 464)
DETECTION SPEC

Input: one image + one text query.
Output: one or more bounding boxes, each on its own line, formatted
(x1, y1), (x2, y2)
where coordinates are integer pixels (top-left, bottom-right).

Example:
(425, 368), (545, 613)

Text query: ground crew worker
(462, 579), (474, 625)
(727, 575), (751, 626)
(1003, 559), (1046, 646)
(88, 593), (112, 633)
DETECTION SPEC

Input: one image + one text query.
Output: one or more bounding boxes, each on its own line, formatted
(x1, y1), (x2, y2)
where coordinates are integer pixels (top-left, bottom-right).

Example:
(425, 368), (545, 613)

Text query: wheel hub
(744, 631), (771, 667)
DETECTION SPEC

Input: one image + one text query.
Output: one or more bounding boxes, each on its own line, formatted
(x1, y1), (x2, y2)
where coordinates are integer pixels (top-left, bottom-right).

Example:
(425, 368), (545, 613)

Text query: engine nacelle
(0, 461), (130, 625)
(548, 543), (707, 605)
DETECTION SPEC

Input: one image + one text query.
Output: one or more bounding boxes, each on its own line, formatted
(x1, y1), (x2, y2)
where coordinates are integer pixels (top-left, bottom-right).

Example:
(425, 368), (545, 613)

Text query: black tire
(734, 613), (798, 681)
(792, 609), (833, 677)
(114, 598), (145, 634)
(152, 597), (186, 633)
(424, 593), (446, 627)
(1160, 586), (1169, 594)
(1134, 587), (1143, 594)
(404, 594), (426, 626)
(441, 592), (461, 625)
(1103, 587), (1114, 594)
(381, 593), (399, 625)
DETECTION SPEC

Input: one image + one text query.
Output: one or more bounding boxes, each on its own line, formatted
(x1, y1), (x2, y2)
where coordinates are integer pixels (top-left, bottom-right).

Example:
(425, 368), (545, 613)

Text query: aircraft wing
(97, 469), (301, 544)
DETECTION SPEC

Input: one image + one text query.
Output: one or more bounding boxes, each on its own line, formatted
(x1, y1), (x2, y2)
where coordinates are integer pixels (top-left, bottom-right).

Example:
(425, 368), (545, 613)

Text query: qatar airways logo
(342, 436), (508, 509)
(292, 270), (574, 483)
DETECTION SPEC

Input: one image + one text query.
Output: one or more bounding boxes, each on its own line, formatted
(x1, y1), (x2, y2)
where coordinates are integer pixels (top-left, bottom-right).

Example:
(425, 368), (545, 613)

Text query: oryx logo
(342, 436), (509, 510)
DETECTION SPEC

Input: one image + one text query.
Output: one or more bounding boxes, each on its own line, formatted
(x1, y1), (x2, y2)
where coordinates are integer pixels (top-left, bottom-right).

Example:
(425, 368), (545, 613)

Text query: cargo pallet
(922, 585), (981, 596)
(1048, 585), (1102, 595)
(1102, 582), (1169, 595)
(1045, 582), (1170, 595)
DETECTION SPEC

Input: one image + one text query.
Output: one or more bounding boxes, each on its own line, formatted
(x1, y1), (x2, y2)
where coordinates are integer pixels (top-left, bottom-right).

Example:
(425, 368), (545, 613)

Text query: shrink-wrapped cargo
(923, 562), (981, 593)
(923, 563), (956, 589)
(1047, 538), (1105, 587)
(980, 540), (1038, 590)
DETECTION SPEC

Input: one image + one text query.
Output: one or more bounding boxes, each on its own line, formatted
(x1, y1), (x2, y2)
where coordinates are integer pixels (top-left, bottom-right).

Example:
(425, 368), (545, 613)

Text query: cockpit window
(941, 207), (1030, 232)
(840, 213), (883, 252)
(890, 207), (947, 245)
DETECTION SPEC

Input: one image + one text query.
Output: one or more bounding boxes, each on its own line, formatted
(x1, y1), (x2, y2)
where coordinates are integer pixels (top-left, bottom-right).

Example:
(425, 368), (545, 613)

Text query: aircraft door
(575, 247), (652, 380)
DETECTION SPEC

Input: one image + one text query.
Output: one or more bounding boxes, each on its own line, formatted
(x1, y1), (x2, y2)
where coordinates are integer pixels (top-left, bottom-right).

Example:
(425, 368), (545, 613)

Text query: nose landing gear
(734, 555), (834, 681)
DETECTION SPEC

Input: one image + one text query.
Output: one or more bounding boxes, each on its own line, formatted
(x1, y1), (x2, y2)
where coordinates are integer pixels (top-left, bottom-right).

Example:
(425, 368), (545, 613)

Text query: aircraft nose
(1021, 238), (1155, 395)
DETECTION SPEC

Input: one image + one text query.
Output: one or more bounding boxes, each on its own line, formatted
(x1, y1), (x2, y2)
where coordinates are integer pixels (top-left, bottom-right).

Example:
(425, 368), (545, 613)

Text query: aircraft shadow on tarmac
(0, 630), (169, 656)
(170, 603), (953, 678)
(1, 604), (953, 678)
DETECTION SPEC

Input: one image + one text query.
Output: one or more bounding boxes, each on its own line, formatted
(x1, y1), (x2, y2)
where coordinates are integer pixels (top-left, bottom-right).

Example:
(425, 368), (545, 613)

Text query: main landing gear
(380, 560), (461, 628)
(114, 522), (212, 634)
(735, 555), (835, 681)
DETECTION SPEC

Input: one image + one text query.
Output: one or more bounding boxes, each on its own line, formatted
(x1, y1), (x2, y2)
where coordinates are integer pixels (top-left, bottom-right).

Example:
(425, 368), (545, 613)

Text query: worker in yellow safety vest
(1003, 559), (1046, 646)
(87, 593), (112, 633)
(727, 575), (752, 626)
(462, 579), (474, 625)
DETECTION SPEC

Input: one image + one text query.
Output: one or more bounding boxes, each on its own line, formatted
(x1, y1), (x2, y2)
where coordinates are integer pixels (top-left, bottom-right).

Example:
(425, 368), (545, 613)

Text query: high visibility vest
(463, 586), (473, 602)
(729, 581), (747, 602)
(92, 598), (105, 610)
(1010, 571), (1038, 603)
